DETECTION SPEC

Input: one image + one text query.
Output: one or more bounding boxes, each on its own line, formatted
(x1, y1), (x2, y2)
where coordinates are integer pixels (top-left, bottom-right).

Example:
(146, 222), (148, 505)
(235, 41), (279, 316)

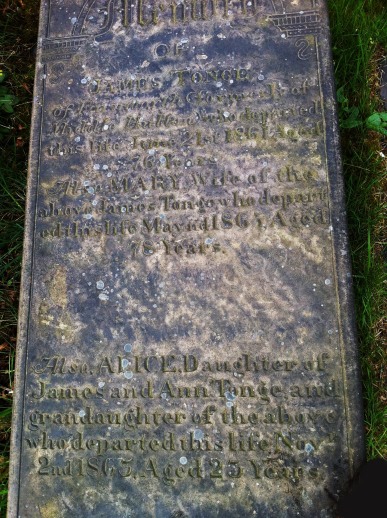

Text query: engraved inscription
(9, 0), (363, 516)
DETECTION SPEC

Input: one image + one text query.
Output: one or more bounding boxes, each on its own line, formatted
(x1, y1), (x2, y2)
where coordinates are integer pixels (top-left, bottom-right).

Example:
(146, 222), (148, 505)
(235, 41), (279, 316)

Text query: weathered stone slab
(9, 1), (365, 516)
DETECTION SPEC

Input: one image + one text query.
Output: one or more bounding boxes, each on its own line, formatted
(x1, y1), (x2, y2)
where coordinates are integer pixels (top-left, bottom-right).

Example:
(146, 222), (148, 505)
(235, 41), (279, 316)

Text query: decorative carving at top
(41, 0), (322, 63)
(268, 10), (321, 38)
(41, 36), (88, 63)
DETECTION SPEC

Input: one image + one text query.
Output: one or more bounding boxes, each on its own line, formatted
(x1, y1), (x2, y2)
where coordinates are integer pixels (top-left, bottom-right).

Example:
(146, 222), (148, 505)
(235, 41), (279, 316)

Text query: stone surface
(8, 1), (365, 517)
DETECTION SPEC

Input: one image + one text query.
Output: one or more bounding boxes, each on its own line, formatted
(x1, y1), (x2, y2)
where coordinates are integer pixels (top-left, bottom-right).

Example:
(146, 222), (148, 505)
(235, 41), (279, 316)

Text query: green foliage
(337, 86), (363, 128)
(337, 86), (387, 135)
(329, 0), (387, 459)
(0, 72), (18, 114)
(366, 112), (387, 136)
(0, 71), (19, 139)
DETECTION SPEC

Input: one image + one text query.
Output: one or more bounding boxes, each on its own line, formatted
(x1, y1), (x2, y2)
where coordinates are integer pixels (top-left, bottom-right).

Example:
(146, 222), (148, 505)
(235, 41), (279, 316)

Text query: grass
(329, 0), (387, 459)
(0, 0), (386, 515)
(0, 2), (39, 516)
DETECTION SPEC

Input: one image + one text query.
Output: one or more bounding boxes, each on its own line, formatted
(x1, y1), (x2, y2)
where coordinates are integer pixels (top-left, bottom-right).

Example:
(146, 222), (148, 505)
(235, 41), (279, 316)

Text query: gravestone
(8, 1), (365, 516)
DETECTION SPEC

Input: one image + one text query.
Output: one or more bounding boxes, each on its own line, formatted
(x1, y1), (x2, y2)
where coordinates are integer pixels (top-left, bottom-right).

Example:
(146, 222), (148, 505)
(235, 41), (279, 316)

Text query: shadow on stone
(336, 459), (387, 517)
